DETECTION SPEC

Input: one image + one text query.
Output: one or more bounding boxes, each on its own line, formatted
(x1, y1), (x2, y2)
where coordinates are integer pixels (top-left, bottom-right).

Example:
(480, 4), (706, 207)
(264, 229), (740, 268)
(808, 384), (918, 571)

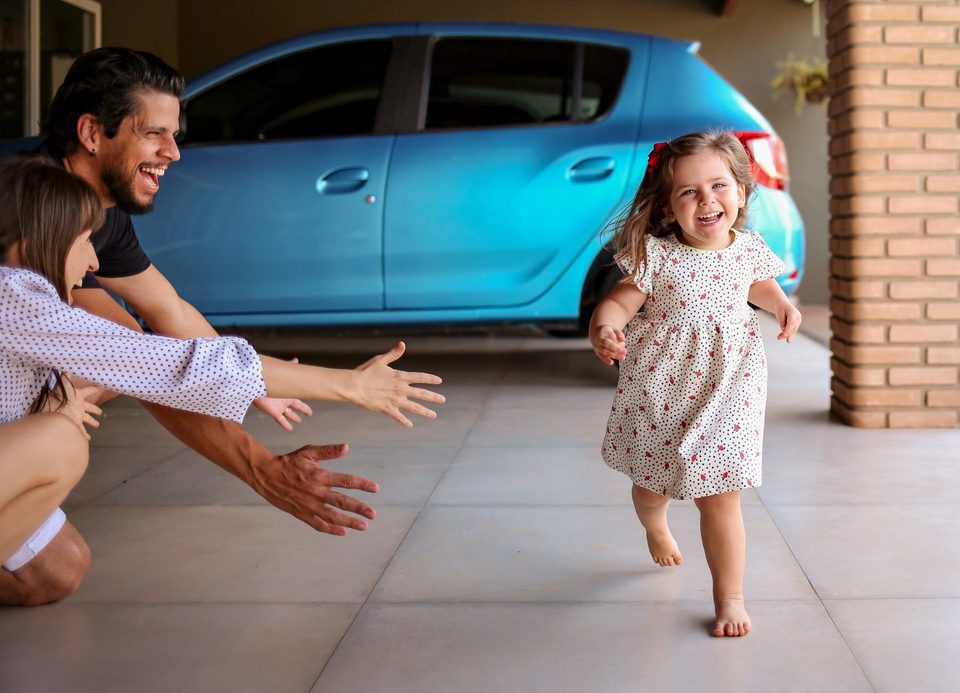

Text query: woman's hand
(590, 324), (627, 366)
(253, 357), (314, 430)
(43, 375), (103, 440)
(352, 341), (445, 428)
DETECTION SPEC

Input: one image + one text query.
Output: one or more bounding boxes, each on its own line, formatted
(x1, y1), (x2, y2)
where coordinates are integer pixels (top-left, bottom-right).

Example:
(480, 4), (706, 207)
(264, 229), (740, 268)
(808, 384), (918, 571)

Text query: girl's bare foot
(712, 597), (751, 637)
(631, 485), (683, 567)
(646, 528), (683, 567)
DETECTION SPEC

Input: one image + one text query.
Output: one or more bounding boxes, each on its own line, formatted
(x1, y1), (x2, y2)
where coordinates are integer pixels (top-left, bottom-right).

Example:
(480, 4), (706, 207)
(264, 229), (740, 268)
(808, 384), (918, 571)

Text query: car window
(182, 40), (393, 144)
(425, 38), (628, 130)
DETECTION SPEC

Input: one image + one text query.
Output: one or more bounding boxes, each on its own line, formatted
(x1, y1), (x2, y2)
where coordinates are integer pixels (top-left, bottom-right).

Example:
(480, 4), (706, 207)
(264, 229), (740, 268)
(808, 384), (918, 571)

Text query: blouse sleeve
(0, 269), (265, 423)
(614, 235), (663, 295)
(742, 231), (786, 283)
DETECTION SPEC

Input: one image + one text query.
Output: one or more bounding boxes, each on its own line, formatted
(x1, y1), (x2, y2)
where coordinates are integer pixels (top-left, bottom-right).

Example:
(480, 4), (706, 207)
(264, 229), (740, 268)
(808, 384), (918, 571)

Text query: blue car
(7, 23), (805, 330)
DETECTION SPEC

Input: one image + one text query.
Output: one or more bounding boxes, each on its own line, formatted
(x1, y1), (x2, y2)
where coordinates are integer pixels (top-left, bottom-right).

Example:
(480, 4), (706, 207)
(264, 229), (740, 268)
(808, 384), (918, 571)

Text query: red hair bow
(645, 142), (669, 179)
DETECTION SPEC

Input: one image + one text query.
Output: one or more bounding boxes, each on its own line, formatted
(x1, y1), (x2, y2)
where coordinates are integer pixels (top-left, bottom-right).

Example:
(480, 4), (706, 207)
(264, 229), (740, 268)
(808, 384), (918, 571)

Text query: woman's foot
(712, 597), (751, 637)
(646, 528), (683, 567)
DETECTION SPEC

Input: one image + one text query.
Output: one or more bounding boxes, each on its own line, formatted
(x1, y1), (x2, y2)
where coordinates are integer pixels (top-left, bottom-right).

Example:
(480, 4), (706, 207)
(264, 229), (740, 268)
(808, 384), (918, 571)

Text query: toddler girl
(589, 131), (801, 637)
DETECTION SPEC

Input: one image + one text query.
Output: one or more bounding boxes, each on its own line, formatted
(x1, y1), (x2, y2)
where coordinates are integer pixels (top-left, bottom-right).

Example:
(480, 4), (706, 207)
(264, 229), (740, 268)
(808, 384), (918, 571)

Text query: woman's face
(64, 230), (99, 304)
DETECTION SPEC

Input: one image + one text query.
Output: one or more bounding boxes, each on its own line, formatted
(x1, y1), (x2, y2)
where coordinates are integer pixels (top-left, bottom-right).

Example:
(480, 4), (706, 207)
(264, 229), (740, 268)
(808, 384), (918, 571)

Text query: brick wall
(827, 0), (960, 428)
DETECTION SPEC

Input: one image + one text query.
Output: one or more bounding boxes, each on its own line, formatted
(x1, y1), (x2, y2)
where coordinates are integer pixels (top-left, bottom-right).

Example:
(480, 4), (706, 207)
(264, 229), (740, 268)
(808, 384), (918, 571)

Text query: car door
(384, 31), (639, 311)
(134, 38), (396, 317)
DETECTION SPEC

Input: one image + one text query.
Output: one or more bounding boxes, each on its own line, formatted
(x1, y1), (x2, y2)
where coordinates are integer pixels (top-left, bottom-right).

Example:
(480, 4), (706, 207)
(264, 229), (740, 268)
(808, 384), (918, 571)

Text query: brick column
(827, 0), (960, 428)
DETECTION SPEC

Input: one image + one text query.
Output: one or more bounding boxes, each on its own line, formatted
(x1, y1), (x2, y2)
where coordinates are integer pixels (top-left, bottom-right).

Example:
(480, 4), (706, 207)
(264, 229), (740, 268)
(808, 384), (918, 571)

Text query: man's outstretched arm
(143, 403), (377, 535)
(70, 286), (378, 534)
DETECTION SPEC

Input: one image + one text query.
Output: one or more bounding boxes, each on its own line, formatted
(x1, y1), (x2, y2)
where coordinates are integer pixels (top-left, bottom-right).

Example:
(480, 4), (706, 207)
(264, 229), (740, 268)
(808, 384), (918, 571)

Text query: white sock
(2, 508), (66, 571)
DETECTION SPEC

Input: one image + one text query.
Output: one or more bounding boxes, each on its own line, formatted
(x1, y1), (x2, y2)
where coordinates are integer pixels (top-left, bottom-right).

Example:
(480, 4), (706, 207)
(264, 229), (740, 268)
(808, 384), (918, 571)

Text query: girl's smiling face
(665, 151), (745, 250)
(63, 230), (99, 304)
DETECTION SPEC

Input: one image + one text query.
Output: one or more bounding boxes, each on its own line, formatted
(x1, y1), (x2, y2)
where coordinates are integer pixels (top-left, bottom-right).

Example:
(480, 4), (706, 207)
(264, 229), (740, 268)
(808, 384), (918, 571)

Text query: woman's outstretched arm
(260, 341), (444, 428)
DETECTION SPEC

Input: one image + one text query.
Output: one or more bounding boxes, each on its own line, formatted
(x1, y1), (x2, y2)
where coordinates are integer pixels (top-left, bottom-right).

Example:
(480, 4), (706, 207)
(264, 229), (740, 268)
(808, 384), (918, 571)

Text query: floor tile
(0, 603), (355, 693)
(64, 444), (182, 508)
(430, 446), (762, 507)
(243, 403), (481, 449)
(825, 598), (960, 693)
(770, 504), (960, 598)
(67, 505), (419, 603)
(464, 407), (609, 448)
(95, 446), (457, 508)
(314, 601), (870, 693)
(371, 505), (813, 603)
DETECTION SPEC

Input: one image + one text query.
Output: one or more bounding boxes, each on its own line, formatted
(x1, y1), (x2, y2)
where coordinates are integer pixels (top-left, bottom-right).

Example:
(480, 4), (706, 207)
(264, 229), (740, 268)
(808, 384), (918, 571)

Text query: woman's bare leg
(0, 414), (91, 605)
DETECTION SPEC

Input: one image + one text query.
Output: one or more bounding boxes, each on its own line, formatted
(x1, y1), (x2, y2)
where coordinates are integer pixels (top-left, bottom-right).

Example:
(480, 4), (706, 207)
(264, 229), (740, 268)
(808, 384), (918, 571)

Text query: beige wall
(105, 0), (830, 303)
(101, 0), (179, 67)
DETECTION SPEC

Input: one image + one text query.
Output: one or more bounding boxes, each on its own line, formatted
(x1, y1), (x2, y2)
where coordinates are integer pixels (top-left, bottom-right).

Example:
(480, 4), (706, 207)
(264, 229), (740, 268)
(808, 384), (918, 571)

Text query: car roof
(186, 21), (699, 96)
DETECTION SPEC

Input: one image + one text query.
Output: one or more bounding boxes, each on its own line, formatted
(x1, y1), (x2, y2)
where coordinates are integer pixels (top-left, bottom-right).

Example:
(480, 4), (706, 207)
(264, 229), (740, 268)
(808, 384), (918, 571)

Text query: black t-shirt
(36, 140), (152, 289)
(81, 206), (151, 289)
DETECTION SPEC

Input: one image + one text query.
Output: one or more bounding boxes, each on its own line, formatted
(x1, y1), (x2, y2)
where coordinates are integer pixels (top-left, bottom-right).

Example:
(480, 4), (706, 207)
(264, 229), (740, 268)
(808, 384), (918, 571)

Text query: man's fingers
(307, 517), (347, 536)
(323, 490), (377, 519)
(295, 443), (349, 462)
(318, 470), (379, 494)
(403, 371), (443, 386)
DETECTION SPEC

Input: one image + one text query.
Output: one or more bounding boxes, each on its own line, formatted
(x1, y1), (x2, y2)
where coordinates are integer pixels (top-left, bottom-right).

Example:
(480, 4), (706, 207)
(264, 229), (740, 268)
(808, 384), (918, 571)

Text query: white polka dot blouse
(0, 266), (266, 424)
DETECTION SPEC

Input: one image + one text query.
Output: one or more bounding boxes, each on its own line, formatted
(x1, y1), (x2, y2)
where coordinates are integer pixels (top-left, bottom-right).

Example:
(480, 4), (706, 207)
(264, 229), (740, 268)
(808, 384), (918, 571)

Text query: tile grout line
(307, 360), (507, 691)
(756, 490), (878, 693)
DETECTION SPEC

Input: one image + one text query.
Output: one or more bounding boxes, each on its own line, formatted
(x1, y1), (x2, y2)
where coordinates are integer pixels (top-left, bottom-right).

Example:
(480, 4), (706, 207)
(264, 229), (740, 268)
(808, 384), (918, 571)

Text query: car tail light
(737, 131), (789, 191)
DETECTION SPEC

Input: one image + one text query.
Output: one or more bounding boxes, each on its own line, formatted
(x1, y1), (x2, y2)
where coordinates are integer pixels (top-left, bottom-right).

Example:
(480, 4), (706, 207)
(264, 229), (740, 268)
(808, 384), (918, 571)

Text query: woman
(0, 155), (444, 579)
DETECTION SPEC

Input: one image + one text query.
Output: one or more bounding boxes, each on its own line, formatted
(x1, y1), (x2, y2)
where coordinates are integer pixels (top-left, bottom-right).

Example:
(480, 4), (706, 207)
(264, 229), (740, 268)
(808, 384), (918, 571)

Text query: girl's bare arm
(588, 284), (648, 366)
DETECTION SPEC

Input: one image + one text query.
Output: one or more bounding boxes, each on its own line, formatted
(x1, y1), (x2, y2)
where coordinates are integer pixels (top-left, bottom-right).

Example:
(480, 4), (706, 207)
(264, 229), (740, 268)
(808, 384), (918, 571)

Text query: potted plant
(771, 56), (829, 112)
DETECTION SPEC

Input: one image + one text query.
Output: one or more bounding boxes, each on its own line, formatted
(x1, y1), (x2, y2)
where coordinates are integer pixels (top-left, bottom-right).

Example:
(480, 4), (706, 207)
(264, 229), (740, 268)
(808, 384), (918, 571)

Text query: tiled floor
(1, 309), (958, 692)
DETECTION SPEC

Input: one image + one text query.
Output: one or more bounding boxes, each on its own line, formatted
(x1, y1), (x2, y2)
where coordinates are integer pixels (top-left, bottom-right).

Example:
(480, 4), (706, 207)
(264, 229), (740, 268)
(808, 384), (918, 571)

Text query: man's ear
(76, 114), (103, 156)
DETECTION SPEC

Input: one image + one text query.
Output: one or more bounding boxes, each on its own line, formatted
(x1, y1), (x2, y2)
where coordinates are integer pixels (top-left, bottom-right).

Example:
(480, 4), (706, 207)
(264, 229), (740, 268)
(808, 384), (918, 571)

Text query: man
(0, 47), (409, 606)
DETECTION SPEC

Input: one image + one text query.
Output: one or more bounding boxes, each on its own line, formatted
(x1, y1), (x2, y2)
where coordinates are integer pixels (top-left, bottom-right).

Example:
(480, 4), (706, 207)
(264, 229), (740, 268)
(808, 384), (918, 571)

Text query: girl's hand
(352, 341), (445, 428)
(591, 324), (627, 366)
(776, 302), (802, 343)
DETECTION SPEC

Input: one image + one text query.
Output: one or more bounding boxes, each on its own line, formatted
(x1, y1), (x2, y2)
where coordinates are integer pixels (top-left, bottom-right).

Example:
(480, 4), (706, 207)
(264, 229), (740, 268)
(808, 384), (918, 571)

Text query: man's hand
(247, 443), (379, 536)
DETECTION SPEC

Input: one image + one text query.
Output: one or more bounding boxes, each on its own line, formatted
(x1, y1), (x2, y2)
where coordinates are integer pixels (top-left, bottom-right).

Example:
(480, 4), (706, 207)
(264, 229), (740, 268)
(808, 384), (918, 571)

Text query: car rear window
(425, 38), (628, 130)
(182, 39), (393, 144)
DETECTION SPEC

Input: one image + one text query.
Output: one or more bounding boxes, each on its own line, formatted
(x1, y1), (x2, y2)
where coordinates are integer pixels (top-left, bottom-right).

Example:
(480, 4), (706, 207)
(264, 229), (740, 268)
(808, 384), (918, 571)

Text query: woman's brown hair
(0, 154), (105, 412)
(0, 154), (104, 300)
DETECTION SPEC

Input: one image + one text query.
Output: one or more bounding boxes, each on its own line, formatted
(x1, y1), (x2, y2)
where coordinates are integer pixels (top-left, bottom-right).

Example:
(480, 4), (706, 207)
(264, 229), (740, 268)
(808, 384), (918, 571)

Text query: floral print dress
(602, 229), (785, 499)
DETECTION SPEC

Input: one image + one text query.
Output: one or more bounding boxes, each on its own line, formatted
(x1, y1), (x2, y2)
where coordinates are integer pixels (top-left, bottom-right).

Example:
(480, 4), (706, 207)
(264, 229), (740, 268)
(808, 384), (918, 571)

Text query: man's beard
(102, 162), (155, 215)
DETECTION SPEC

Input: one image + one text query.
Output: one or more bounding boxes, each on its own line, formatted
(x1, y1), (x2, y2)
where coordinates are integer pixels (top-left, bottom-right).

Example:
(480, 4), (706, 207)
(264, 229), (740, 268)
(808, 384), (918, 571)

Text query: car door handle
(568, 157), (615, 182)
(316, 167), (370, 194)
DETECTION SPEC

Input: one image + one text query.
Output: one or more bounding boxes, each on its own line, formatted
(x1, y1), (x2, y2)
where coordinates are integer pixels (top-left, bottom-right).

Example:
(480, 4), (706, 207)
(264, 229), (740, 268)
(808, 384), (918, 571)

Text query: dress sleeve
(743, 231), (786, 283)
(614, 235), (662, 295)
(0, 270), (265, 423)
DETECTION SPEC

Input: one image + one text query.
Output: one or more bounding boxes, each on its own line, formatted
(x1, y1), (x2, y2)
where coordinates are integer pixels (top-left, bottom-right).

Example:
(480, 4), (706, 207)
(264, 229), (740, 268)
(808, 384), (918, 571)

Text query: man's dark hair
(44, 47), (184, 157)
